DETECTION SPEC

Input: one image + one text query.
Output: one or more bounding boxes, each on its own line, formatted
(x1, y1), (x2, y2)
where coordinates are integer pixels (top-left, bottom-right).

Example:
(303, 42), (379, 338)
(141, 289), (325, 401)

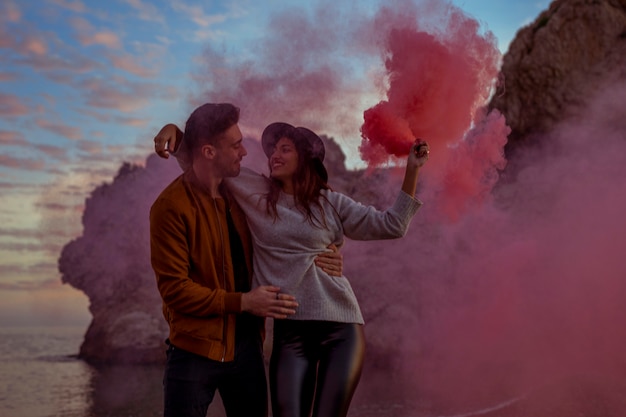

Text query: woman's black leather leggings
(270, 320), (365, 417)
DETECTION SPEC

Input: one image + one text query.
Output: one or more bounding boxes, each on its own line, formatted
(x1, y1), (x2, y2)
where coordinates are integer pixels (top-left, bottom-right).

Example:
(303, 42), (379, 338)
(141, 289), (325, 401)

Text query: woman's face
(269, 137), (299, 184)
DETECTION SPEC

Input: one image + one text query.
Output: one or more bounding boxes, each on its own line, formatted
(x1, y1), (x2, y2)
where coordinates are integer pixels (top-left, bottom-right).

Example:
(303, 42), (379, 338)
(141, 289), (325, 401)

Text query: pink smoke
(353, 81), (626, 412)
(359, 3), (508, 222)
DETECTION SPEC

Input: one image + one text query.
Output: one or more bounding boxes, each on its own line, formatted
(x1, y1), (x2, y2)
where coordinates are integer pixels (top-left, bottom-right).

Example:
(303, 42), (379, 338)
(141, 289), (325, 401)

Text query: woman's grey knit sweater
(225, 167), (422, 324)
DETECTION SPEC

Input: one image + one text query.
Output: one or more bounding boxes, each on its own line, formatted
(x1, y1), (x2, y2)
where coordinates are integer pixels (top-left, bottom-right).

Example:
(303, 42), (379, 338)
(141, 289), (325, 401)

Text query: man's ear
(201, 144), (216, 159)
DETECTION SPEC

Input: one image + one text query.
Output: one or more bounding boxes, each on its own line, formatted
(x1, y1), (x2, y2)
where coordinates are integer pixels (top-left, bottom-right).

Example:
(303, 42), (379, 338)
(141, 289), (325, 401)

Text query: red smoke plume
(359, 4), (508, 220)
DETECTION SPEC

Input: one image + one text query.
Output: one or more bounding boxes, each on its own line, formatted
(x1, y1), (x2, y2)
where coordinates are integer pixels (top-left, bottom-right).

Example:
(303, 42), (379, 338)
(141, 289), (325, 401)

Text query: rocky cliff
(489, 0), (626, 155)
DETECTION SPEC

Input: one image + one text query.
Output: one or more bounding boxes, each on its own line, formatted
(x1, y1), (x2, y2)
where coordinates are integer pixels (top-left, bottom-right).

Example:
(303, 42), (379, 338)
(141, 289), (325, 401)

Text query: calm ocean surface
(0, 326), (524, 417)
(0, 326), (423, 417)
(0, 326), (164, 417)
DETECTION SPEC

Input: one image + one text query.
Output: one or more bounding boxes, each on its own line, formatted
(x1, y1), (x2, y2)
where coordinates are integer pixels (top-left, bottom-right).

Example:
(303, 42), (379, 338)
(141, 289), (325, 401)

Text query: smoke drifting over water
(59, 0), (626, 415)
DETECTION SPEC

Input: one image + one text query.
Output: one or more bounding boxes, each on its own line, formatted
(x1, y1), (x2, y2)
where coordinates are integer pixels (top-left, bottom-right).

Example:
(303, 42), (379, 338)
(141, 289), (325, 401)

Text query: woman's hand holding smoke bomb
(409, 138), (430, 168)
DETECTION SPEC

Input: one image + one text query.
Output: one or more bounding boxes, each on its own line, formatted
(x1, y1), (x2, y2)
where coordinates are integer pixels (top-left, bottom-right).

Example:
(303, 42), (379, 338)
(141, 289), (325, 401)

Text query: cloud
(0, 21), (50, 58)
(122, 0), (164, 23)
(20, 50), (100, 75)
(77, 139), (103, 154)
(112, 115), (150, 127)
(71, 16), (123, 49)
(0, 241), (49, 252)
(34, 143), (69, 160)
(0, 129), (27, 145)
(171, 1), (227, 28)
(0, 20), (100, 74)
(0, 0), (21, 23)
(0, 223), (75, 240)
(0, 181), (40, 191)
(23, 36), (48, 55)
(107, 52), (158, 77)
(0, 154), (47, 171)
(49, 0), (86, 14)
(0, 277), (61, 291)
(34, 200), (83, 212)
(191, 28), (225, 42)
(71, 164), (118, 179)
(0, 227), (48, 239)
(0, 71), (18, 81)
(0, 129), (69, 159)
(34, 119), (82, 140)
(78, 77), (155, 112)
(0, 93), (29, 117)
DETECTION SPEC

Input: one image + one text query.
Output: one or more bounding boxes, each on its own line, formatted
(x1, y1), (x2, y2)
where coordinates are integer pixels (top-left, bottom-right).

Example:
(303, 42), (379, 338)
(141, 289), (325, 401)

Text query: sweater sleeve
(150, 196), (242, 317)
(171, 133), (191, 172)
(329, 190), (423, 240)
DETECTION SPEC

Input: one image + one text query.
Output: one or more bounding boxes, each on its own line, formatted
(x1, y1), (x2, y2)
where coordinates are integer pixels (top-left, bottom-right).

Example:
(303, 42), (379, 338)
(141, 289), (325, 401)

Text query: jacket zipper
(213, 197), (228, 362)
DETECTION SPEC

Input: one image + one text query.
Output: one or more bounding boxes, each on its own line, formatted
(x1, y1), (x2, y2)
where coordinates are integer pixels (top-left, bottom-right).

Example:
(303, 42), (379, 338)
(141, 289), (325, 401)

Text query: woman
(155, 121), (429, 417)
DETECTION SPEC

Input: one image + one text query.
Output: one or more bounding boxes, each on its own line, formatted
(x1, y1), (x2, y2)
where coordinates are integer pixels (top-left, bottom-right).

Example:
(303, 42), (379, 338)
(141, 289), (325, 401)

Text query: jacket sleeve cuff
(223, 292), (243, 314)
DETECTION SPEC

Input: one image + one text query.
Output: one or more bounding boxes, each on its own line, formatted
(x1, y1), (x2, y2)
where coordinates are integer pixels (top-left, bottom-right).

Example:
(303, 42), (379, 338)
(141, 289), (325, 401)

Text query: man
(150, 103), (341, 417)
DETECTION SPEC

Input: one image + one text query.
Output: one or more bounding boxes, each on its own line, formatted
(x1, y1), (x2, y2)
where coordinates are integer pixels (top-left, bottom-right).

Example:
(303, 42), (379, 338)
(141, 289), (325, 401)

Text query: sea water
(0, 326), (523, 417)
(0, 326), (163, 417)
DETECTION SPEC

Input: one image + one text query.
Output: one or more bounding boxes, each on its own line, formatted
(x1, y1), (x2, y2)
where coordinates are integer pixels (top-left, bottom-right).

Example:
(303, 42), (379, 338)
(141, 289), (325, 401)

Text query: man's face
(213, 124), (247, 178)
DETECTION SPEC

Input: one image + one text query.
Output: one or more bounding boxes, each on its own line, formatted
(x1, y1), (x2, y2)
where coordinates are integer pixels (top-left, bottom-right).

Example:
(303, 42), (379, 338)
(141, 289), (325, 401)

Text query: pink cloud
(87, 31), (122, 49)
(0, 242), (47, 252)
(0, 130), (27, 145)
(0, 23), (98, 74)
(0, 227), (45, 239)
(0, 277), (61, 291)
(113, 115), (149, 127)
(34, 143), (69, 160)
(171, 2), (226, 28)
(77, 139), (103, 154)
(0, 154), (46, 170)
(71, 17), (122, 49)
(0, 28), (12, 48)
(0, 0), (21, 23)
(22, 52), (100, 75)
(123, 0), (164, 23)
(0, 71), (19, 81)
(0, 22), (50, 58)
(72, 164), (117, 179)
(0, 93), (29, 117)
(78, 108), (113, 123)
(22, 36), (48, 55)
(79, 77), (151, 112)
(108, 52), (158, 77)
(0, 181), (39, 191)
(34, 119), (82, 140)
(35, 201), (83, 212)
(50, 0), (86, 13)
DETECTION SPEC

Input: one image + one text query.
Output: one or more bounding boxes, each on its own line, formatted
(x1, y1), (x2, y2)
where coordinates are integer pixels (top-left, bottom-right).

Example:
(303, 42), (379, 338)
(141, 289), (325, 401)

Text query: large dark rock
(58, 158), (178, 364)
(489, 0), (626, 155)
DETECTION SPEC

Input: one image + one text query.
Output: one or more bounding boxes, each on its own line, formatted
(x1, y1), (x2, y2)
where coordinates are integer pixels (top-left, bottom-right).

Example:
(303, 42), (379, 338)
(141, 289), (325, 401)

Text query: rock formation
(58, 158), (177, 364)
(489, 0), (626, 155)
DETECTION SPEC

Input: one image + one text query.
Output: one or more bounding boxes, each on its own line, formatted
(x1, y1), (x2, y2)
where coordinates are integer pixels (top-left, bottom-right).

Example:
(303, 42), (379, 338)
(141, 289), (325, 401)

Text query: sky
(0, 0), (552, 327)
